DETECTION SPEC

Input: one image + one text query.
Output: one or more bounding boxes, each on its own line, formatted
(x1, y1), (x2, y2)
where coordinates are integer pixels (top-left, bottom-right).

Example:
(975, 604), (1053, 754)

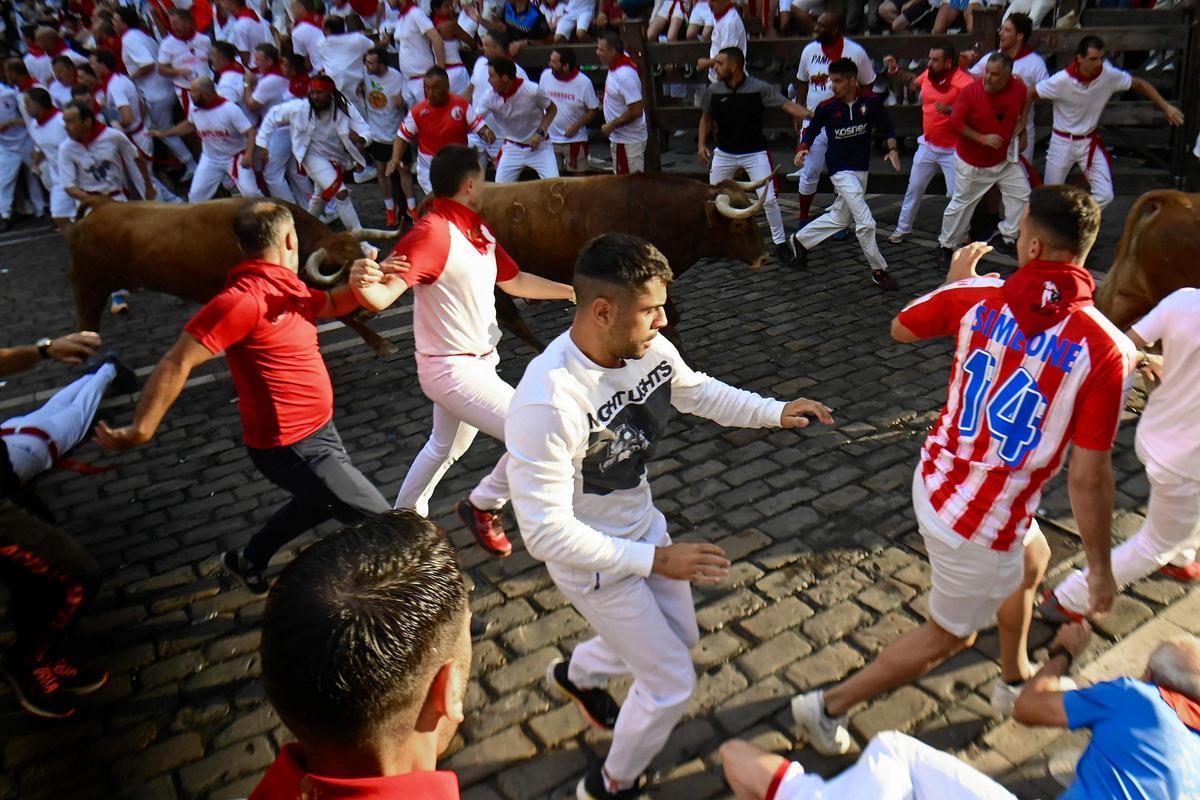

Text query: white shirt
(470, 56), (527, 139)
(158, 33), (213, 92)
(308, 107), (352, 162)
(506, 332), (784, 582)
(97, 72), (146, 133)
(58, 126), (143, 195)
(230, 12), (273, 65)
(970, 48), (1050, 92)
(0, 85), (30, 147)
(1035, 61), (1133, 136)
(189, 98), (253, 160)
(361, 66), (406, 143)
(602, 59), (647, 144)
(539, 69), (598, 143)
(479, 79), (552, 143)
(1130, 288), (1200, 480)
(317, 32), (375, 95)
(796, 37), (876, 110)
(250, 72), (291, 116)
(393, 6), (437, 79)
(48, 79), (74, 110)
(216, 67), (248, 107)
(291, 19), (326, 72)
(23, 52), (53, 86)
(708, 6), (747, 82)
(27, 110), (69, 187)
(121, 28), (175, 102)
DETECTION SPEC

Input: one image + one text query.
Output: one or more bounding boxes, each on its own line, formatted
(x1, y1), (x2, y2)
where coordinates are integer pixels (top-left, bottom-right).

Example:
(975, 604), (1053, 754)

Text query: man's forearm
(324, 285), (363, 317)
(155, 120), (195, 138)
(503, 272), (573, 300)
(1069, 466), (1115, 576)
(607, 107), (641, 130)
(958, 124), (981, 144)
(698, 115), (711, 150)
(129, 356), (191, 442)
(351, 281), (406, 312)
(0, 346), (44, 377)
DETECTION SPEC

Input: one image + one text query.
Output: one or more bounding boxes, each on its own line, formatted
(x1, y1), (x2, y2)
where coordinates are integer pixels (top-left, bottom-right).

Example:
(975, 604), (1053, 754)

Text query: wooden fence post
(1183, 0), (1200, 190)
(972, 7), (1001, 56)
(620, 19), (662, 172)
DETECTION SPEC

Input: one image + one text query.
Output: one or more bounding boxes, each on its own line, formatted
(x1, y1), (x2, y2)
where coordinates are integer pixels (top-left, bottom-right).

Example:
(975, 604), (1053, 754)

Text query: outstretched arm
(497, 271), (574, 301)
(1130, 77), (1184, 126)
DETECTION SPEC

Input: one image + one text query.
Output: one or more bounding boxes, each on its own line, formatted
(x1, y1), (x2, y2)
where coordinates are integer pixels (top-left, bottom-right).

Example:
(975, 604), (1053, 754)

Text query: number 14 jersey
(898, 275), (1136, 552)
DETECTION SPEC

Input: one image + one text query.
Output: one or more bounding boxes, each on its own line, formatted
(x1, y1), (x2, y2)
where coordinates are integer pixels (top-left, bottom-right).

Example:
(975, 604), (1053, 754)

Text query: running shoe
(1, 656), (77, 719)
(576, 764), (644, 800)
(791, 690), (851, 756)
(1037, 588), (1086, 625)
(990, 669), (1076, 716)
(546, 658), (620, 730)
(386, 207), (398, 228)
(871, 269), (899, 291)
(888, 230), (909, 244)
(221, 549), (271, 596)
(456, 500), (513, 558)
(787, 232), (809, 269)
(1160, 562), (1200, 582)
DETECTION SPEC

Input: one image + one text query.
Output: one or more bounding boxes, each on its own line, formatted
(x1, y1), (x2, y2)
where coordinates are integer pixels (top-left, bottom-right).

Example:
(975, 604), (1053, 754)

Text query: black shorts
(366, 140), (395, 164)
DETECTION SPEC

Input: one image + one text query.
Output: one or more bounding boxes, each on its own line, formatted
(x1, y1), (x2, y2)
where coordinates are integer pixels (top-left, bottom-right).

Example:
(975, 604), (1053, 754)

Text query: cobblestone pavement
(0, 169), (1182, 800)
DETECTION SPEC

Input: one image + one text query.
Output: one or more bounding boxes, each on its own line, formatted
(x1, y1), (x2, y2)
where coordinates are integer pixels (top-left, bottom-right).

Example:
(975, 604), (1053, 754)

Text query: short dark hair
(26, 87), (52, 110)
(5, 58), (29, 77)
(365, 46), (388, 63)
(597, 29), (624, 54)
(1027, 185), (1100, 255)
(987, 51), (1014, 72)
(430, 145), (483, 197)
(1007, 12), (1032, 44)
(930, 39), (956, 63)
(574, 234), (674, 302)
(232, 200), (294, 256)
(828, 57), (857, 79)
(323, 15), (346, 34)
(261, 511), (468, 743)
(488, 56), (517, 80)
(70, 84), (93, 99)
(114, 6), (142, 29)
(1076, 35), (1105, 58)
(51, 54), (77, 72)
(213, 41), (240, 63)
(294, 0), (321, 12)
(167, 7), (195, 23)
(283, 52), (307, 74)
(256, 42), (279, 63)
(425, 65), (449, 82)
(718, 46), (745, 68)
(65, 99), (95, 122)
(484, 30), (510, 51)
(552, 47), (576, 68)
(90, 47), (119, 71)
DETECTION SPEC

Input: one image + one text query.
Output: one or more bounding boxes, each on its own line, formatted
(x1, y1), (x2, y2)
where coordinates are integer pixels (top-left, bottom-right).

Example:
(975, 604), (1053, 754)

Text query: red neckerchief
(100, 70), (118, 95)
(26, 44), (46, 57)
(259, 63), (284, 77)
(1014, 44), (1035, 60)
(82, 122), (108, 147)
(35, 107), (60, 126)
(1159, 687), (1200, 733)
(928, 65), (957, 92)
(820, 36), (845, 63)
(430, 197), (495, 254)
(397, 2), (416, 16)
(89, 99), (102, 116)
(433, 11), (453, 24)
(49, 43), (70, 57)
(554, 67), (580, 82)
(236, 6), (260, 21)
(294, 11), (323, 27)
(712, 2), (735, 21)
(248, 744), (460, 800)
(221, 62), (247, 75)
(289, 74), (310, 97)
(1002, 259), (1096, 336)
(1067, 60), (1101, 85)
(194, 95), (227, 110)
(495, 76), (523, 99)
(18, 76), (37, 91)
(608, 53), (639, 74)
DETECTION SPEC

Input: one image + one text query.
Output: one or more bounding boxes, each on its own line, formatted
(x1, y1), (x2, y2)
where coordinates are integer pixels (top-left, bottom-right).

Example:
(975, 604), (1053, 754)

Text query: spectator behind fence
(248, 510), (471, 799)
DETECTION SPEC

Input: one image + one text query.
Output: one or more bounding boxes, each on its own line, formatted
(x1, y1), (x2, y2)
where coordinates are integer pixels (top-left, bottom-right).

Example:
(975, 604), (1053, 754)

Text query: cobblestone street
(0, 174), (1185, 800)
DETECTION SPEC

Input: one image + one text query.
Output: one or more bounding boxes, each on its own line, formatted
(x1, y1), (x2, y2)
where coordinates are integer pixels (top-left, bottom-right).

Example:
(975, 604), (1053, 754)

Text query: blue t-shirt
(1063, 677), (1200, 800)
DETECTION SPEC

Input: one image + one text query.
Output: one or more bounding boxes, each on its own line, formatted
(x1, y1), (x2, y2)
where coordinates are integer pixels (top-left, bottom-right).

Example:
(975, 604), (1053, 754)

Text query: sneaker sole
(221, 552), (271, 596)
(455, 502), (513, 558)
(0, 664), (76, 719)
(791, 694), (851, 756)
(546, 660), (615, 731)
(61, 671), (110, 696)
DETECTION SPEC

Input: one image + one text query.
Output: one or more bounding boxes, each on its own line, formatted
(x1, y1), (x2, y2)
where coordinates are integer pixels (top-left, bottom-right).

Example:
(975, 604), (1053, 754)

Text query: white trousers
(710, 148), (785, 244)
(1055, 459), (1200, 615)
(1043, 133), (1115, 210)
(939, 157), (1030, 249)
(415, 151), (433, 194)
(187, 152), (263, 202)
(470, 130), (503, 170)
(303, 154), (361, 230)
(0, 137), (46, 218)
(797, 170), (887, 271)
(2, 364), (117, 482)
(265, 127), (307, 204)
(495, 141), (560, 183)
(146, 95), (197, 170)
(797, 127), (828, 196)
(895, 140), (957, 236)
(555, 538), (698, 785)
(393, 353), (512, 515)
(775, 731), (1017, 800)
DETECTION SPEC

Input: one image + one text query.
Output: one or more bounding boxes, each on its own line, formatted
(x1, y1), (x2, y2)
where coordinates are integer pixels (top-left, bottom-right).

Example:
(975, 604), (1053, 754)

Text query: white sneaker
(989, 669), (1077, 716)
(791, 690), (851, 756)
(888, 230), (909, 244)
(785, 168), (804, 179)
(354, 165), (378, 183)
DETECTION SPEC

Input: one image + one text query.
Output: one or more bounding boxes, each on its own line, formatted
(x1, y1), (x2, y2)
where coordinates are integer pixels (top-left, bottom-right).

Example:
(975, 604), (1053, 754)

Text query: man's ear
(429, 659), (466, 724)
(589, 296), (616, 329)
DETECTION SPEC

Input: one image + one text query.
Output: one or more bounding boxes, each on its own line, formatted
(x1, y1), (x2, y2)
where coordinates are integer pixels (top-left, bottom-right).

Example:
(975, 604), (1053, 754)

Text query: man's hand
(350, 258), (385, 289)
(651, 542), (730, 586)
(565, 123), (581, 138)
(481, 127), (496, 144)
(695, 56), (708, 70)
(980, 133), (1004, 149)
(530, 132), (545, 149)
(600, 122), (613, 137)
(780, 398), (834, 428)
(946, 241), (993, 283)
(379, 251), (412, 275)
(1137, 353), (1163, 385)
(793, 150), (807, 168)
(93, 421), (149, 451)
(1019, 128), (1028, 154)
(886, 149), (901, 171)
(1087, 569), (1116, 617)
(1164, 104), (1184, 127)
(698, 143), (712, 165)
(46, 331), (102, 364)
(240, 150), (255, 168)
(147, 129), (163, 138)
(385, 158), (401, 176)
(934, 101), (952, 116)
(1054, 620), (1092, 657)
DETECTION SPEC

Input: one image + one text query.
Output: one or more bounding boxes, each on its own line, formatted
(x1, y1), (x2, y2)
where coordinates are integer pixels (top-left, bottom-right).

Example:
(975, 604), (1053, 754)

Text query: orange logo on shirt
(367, 88), (388, 110)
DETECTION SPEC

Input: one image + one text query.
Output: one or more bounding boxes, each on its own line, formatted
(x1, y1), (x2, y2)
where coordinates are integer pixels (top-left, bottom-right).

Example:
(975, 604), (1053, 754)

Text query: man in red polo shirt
(936, 51), (1030, 269)
(249, 511), (468, 799)
(94, 200), (392, 594)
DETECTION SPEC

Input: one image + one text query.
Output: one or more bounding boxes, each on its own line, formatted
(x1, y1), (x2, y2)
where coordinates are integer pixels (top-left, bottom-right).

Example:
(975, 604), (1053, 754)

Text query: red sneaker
(1037, 588), (1087, 625)
(1160, 562), (1200, 582)
(456, 500), (513, 558)
(386, 207), (398, 228)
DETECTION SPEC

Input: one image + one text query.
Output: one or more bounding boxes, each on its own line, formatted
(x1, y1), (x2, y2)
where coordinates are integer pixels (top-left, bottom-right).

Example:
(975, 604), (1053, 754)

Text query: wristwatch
(535, 127), (547, 138)
(36, 337), (53, 359)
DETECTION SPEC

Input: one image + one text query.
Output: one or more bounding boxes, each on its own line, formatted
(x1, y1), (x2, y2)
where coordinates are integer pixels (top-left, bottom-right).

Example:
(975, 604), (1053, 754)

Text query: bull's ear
(703, 201), (719, 229)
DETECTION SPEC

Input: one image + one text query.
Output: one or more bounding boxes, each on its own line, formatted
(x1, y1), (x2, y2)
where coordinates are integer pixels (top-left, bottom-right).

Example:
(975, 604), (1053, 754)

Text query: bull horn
(734, 167), (781, 193)
(351, 227), (401, 241)
(714, 192), (766, 220)
(304, 247), (344, 286)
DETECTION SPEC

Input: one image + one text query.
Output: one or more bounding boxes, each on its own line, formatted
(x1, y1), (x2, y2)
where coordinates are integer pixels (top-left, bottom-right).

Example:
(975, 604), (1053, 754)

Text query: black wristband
(1048, 645), (1074, 670)
(535, 127), (547, 137)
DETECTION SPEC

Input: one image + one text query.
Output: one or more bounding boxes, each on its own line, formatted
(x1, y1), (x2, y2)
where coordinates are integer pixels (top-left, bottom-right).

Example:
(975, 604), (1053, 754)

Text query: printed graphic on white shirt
(582, 361), (672, 495)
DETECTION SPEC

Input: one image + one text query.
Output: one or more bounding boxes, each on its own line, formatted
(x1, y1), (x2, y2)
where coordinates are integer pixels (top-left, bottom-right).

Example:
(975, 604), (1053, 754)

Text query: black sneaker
(546, 658), (620, 730)
(0, 656), (77, 719)
(936, 246), (954, 271)
(43, 657), (109, 695)
(773, 242), (792, 264)
(986, 230), (1017, 259)
(103, 353), (139, 394)
(221, 549), (270, 596)
(787, 232), (809, 269)
(576, 764), (645, 800)
(871, 269), (898, 291)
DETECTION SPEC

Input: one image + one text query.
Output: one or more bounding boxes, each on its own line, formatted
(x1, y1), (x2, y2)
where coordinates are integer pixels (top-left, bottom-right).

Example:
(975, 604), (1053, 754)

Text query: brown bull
(66, 198), (399, 355)
(1095, 190), (1200, 328)
(477, 172), (772, 351)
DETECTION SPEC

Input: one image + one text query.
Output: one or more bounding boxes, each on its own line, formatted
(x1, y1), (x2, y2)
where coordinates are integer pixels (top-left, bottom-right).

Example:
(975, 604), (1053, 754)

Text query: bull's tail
(74, 195), (114, 222)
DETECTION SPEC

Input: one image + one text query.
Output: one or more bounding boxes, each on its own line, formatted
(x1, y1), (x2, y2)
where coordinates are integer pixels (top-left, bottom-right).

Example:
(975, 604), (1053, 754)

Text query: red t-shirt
(249, 744), (460, 799)
(950, 76), (1027, 168)
(184, 260), (333, 450)
(397, 96), (485, 157)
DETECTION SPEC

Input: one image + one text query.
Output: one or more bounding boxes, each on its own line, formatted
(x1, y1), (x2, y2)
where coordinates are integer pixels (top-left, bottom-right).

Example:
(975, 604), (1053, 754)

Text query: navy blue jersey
(802, 92), (896, 174)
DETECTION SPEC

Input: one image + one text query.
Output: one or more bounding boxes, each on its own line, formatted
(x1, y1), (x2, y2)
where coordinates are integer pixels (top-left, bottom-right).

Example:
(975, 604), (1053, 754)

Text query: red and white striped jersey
(898, 276), (1136, 551)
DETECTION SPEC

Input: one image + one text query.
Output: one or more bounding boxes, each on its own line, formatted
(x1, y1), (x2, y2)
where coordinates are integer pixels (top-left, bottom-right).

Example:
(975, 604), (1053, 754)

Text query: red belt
(1052, 128), (1095, 141)
(424, 349), (495, 359)
(504, 138), (532, 149)
(1053, 128), (1110, 172)
(1, 426), (114, 475)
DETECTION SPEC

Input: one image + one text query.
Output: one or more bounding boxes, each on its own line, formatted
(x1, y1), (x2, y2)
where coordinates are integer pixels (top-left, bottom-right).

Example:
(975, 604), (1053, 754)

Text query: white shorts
(612, 140), (646, 174)
(415, 150), (433, 193)
(653, 0), (689, 21)
(401, 75), (426, 110)
(48, 184), (77, 219)
(554, 141), (589, 172)
(447, 63), (470, 96)
(556, 2), (595, 35)
(913, 468), (1027, 638)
